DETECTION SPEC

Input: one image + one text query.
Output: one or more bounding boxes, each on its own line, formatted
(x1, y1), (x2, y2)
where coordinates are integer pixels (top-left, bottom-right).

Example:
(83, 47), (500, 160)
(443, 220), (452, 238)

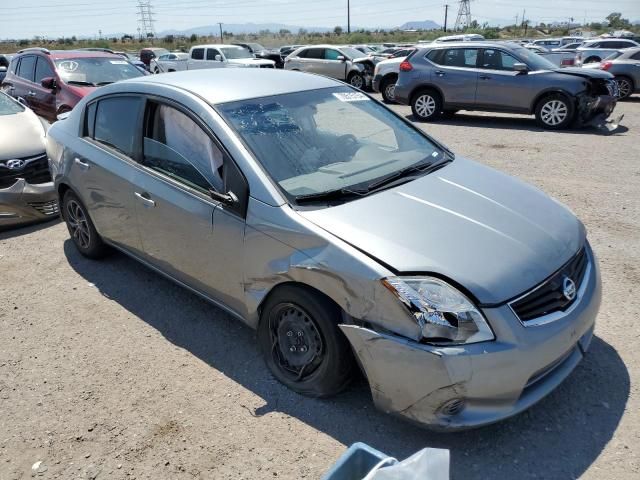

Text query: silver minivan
(47, 69), (600, 430)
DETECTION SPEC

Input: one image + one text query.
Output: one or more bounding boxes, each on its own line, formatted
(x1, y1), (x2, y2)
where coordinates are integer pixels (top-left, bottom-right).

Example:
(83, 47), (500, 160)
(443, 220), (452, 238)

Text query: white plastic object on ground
(365, 448), (449, 480)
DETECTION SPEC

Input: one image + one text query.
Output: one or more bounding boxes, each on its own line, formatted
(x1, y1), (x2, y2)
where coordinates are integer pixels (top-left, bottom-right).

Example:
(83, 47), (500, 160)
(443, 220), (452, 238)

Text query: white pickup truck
(154, 44), (275, 73)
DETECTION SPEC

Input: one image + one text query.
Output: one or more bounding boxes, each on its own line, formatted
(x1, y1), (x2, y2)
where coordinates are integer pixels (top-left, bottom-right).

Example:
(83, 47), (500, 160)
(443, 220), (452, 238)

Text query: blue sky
(2, 0), (639, 39)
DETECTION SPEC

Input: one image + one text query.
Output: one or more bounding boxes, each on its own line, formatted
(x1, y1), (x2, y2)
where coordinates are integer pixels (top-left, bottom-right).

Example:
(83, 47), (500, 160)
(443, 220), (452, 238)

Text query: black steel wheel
(257, 285), (355, 397)
(62, 190), (110, 259)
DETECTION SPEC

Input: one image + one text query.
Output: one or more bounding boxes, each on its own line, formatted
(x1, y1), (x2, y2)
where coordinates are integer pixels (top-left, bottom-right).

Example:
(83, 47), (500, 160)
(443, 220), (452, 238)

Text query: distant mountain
(398, 20), (441, 31)
(157, 23), (331, 37)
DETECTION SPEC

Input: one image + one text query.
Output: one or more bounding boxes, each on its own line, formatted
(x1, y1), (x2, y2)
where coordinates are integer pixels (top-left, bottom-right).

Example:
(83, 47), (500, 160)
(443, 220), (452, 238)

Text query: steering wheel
(336, 134), (360, 156)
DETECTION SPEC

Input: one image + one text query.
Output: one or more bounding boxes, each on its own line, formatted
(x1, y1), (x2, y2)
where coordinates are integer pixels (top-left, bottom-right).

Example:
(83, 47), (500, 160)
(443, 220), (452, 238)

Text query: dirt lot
(1, 97), (639, 480)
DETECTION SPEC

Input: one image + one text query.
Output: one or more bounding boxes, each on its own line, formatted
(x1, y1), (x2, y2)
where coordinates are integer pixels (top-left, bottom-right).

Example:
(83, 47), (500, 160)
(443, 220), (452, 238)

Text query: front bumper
(576, 94), (618, 128)
(0, 179), (58, 229)
(340, 247), (601, 430)
(372, 74), (383, 93)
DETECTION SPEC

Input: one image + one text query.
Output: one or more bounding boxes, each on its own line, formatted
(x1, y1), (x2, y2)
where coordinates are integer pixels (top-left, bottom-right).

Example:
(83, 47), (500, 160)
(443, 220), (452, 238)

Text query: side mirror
(41, 77), (57, 89)
(214, 54), (222, 62)
(513, 63), (528, 73)
(336, 55), (346, 62)
(209, 189), (238, 206)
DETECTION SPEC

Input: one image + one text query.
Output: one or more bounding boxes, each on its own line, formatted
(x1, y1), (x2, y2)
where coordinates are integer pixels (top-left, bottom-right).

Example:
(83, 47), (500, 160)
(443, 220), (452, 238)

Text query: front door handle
(435, 70), (445, 76)
(27, 91), (36, 97)
(479, 74), (492, 80)
(134, 191), (156, 208)
(74, 157), (90, 170)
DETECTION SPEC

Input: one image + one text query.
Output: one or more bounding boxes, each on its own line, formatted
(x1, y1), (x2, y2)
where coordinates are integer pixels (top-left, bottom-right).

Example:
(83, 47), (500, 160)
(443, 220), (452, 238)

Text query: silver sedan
(46, 69), (600, 429)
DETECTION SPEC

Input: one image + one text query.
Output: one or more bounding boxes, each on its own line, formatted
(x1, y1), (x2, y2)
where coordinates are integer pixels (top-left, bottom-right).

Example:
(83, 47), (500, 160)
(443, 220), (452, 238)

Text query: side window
(441, 48), (478, 67)
(481, 49), (518, 71)
(306, 48), (325, 59)
(9, 57), (19, 74)
(296, 49), (308, 58)
(143, 103), (224, 192)
(34, 57), (55, 83)
(17, 55), (36, 81)
(631, 52), (640, 60)
(206, 49), (221, 61)
(94, 96), (143, 158)
(84, 102), (97, 138)
(191, 48), (204, 60)
(325, 49), (341, 60)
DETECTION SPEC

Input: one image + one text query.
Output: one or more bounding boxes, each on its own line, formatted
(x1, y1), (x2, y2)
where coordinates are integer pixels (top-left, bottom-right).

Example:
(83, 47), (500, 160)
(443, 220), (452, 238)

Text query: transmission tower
(453, 0), (472, 31)
(137, 1), (156, 39)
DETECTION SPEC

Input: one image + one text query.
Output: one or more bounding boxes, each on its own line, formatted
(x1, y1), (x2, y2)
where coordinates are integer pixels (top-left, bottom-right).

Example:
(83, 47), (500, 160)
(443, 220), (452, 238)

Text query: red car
(1, 48), (144, 122)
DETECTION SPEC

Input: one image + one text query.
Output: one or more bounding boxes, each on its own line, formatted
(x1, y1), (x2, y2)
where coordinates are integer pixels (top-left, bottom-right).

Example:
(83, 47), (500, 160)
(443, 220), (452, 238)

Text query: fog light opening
(438, 398), (466, 417)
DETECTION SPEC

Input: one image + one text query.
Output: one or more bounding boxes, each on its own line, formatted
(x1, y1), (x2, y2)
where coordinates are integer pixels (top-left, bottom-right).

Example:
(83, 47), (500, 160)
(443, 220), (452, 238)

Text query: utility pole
(521, 9), (525, 28)
(347, 0), (351, 34)
(218, 22), (223, 42)
(443, 4), (449, 32)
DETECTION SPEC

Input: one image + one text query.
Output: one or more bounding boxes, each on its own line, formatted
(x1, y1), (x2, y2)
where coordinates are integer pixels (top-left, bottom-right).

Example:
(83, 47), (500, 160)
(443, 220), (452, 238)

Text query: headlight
(382, 277), (494, 345)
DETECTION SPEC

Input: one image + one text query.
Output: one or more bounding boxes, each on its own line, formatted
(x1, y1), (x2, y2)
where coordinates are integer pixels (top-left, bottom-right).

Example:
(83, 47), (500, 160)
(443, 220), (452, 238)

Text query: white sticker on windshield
(110, 60), (128, 65)
(333, 92), (368, 102)
(58, 60), (79, 72)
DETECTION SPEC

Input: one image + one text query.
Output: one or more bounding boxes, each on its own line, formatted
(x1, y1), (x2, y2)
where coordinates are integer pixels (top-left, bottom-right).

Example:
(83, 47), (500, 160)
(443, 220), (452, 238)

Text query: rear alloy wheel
(411, 90), (442, 121)
(380, 76), (397, 103)
(257, 285), (355, 397)
(615, 76), (633, 99)
(535, 94), (574, 130)
(62, 191), (110, 259)
(348, 72), (365, 90)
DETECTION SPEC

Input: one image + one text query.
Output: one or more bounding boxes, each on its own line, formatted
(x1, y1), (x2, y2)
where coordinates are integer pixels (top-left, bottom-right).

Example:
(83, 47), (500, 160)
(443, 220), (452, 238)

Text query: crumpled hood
(555, 67), (613, 80)
(298, 157), (585, 304)
(0, 110), (46, 159)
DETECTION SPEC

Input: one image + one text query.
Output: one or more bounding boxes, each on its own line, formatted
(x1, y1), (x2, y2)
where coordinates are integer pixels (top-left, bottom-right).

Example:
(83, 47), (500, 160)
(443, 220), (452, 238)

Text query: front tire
(257, 285), (355, 397)
(348, 72), (365, 90)
(380, 75), (398, 103)
(411, 89), (442, 121)
(62, 190), (110, 259)
(535, 93), (574, 130)
(615, 76), (634, 99)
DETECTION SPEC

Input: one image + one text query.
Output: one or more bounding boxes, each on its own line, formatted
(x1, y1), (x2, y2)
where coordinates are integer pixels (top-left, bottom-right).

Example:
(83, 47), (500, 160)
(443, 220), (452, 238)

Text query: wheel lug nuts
(300, 346), (307, 352)
(286, 330), (293, 337)
(297, 331), (303, 336)
(290, 346), (296, 352)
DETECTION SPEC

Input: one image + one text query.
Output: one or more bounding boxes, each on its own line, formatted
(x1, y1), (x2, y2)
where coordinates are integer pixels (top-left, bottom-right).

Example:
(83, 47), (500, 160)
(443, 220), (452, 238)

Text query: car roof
(191, 44), (246, 49)
(119, 68), (342, 105)
(418, 41), (521, 49)
(19, 50), (123, 60)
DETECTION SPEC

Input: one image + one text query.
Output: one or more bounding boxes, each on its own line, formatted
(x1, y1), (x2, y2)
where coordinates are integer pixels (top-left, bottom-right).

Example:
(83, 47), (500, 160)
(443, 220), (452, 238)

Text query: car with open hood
(0, 92), (57, 228)
(46, 69), (600, 430)
(394, 41), (620, 129)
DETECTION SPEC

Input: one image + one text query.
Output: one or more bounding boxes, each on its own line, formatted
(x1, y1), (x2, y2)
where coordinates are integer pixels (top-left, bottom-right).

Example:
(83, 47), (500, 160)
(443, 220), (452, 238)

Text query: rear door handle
(27, 91), (36, 97)
(134, 191), (156, 208)
(479, 75), (492, 80)
(74, 157), (90, 170)
(435, 70), (445, 76)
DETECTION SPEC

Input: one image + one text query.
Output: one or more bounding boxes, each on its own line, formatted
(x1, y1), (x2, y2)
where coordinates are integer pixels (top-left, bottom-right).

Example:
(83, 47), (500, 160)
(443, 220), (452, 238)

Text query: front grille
(511, 247), (588, 322)
(28, 200), (59, 216)
(0, 154), (51, 189)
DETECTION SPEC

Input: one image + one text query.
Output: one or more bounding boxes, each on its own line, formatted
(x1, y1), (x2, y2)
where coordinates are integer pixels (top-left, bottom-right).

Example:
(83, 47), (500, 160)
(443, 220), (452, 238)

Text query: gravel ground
(1, 97), (639, 480)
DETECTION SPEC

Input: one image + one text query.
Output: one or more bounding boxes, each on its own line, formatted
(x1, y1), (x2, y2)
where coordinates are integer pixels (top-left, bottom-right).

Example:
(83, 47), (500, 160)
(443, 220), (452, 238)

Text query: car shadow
(64, 242), (630, 479)
(0, 217), (60, 238)
(404, 113), (630, 135)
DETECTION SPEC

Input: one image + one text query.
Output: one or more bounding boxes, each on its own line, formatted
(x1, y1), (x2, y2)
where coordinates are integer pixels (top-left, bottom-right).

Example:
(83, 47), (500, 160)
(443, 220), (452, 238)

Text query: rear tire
(535, 93), (574, 130)
(257, 285), (355, 397)
(411, 89), (442, 121)
(615, 76), (634, 99)
(380, 75), (398, 103)
(62, 190), (110, 259)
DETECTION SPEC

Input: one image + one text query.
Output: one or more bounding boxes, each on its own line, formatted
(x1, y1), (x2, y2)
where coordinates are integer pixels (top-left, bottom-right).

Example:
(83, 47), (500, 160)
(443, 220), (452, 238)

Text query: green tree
(333, 26), (343, 35)
(606, 12), (630, 29)
(189, 33), (198, 42)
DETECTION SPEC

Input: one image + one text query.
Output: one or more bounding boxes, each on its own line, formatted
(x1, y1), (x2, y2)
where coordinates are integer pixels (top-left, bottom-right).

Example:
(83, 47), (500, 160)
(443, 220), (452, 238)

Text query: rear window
(305, 48), (325, 59)
(93, 96), (143, 158)
(0, 92), (24, 115)
(191, 48), (204, 60)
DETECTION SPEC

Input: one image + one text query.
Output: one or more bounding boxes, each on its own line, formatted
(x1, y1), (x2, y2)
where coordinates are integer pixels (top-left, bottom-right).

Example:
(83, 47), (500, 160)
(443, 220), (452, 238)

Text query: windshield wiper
(96, 81), (114, 86)
(66, 80), (96, 87)
(294, 188), (363, 205)
(361, 157), (450, 193)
